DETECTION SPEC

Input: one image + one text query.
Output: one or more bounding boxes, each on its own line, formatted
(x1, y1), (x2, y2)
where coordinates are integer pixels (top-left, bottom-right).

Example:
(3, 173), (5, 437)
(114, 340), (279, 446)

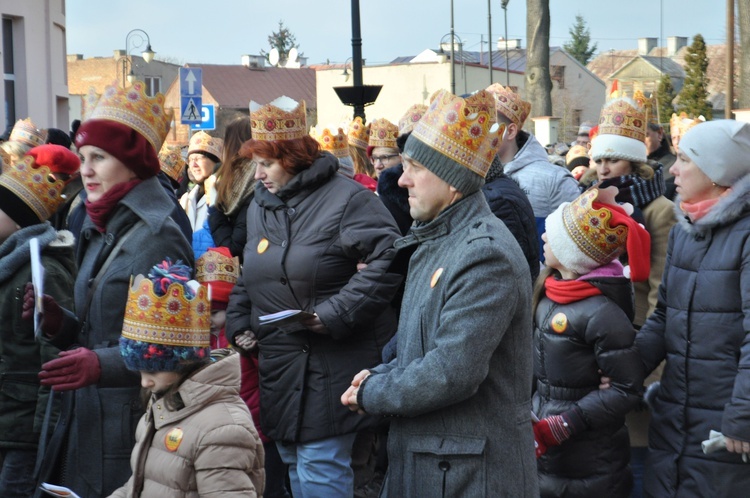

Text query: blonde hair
(1, 141), (31, 165)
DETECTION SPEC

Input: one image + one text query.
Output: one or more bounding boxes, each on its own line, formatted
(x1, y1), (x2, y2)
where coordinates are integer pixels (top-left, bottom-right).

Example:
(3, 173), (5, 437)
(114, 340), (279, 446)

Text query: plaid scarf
(597, 162), (666, 207)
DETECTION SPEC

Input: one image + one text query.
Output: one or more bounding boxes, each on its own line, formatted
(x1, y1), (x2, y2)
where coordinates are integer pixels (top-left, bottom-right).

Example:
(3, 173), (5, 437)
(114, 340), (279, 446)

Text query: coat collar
(254, 152), (339, 210)
(675, 173), (750, 235)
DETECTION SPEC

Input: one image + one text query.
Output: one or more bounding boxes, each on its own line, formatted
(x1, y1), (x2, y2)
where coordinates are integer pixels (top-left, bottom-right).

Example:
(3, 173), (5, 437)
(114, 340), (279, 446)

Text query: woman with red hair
(227, 97), (402, 498)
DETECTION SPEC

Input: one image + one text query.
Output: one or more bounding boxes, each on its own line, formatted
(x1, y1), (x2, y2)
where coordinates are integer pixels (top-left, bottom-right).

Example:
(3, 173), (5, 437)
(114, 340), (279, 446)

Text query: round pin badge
(551, 312), (568, 334)
(165, 427), (184, 452)
(257, 238), (269, 254)
(430, 268), (444, 288)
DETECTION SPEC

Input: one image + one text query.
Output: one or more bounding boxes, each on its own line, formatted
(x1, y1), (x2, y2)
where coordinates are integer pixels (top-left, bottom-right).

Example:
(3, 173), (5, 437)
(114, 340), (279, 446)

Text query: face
(541, 232), (563, 272)
(254, 154), (295, 194)
(79, 145), (137, 203)
(188, 153), (215, 184)
(398, 154), (460, 222)
(645, 127), (663, 155)
(670, 151), (720, 203)
(210, 309), (227, 335)
(595, 157), (633, 180)
(370, 147), (401, 178)
(575, 136), (590, 147)
(0, 208), (19, 244)
(671, 130), (681, 154)
(140, 370), (181, 395)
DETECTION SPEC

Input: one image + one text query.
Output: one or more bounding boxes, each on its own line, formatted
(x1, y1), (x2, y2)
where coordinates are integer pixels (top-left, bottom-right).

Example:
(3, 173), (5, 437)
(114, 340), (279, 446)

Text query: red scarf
(544, 276), (603, 304)
(85, 179), (142, 232)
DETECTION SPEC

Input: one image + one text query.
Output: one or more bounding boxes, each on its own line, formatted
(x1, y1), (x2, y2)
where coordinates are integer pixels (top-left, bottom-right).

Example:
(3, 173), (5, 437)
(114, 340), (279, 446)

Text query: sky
(66, 0), (730, 67)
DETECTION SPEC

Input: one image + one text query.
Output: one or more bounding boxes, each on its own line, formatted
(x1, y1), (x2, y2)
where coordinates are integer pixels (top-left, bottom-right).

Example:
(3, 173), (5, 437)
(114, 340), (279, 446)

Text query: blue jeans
(276, 433), (356, 498)
(630, 447), (648, 498)
(0, 449), (38, 498)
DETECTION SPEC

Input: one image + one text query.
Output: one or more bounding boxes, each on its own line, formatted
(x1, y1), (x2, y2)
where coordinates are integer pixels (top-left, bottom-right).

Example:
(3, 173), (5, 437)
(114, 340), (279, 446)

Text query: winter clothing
(156, 171), (193, 243)
(188, 131), (223, 165)
(226, 152), (402, 443)
(75, 120), (160, 179)
(208, 160), (255, 262)
(679, 120), (750, 186)
(376, 164), (412, 235)
(590, 97), (648, 164)
(108, 352), (264, 498)
(636, 173), (750, 497)
(648, 141), (676, 200)
(358, 191), (539, 498)
(486, 83), (531, 128)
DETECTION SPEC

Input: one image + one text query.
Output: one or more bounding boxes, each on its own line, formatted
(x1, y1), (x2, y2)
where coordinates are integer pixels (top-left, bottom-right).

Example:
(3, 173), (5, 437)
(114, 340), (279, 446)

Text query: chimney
(67, 54), (83, 62)
(497, 38), (522, 50)
(113, 49), (127, 58)
(241, 54), (266, 69)
(638, 37), (657, 56)
(667, 36), (688, 56)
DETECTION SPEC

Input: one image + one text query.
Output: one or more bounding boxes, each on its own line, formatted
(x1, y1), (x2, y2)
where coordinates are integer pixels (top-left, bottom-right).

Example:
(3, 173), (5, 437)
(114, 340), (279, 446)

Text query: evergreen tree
(655, 73), (676, 125)
(677, 34), (712, 120)
(563, 14), (598, 66)
(260, 20), (301, 66)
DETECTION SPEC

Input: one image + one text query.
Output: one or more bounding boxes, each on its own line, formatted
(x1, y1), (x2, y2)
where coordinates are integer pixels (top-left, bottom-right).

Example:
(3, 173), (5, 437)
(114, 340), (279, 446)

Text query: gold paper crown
(347, 116), (370, 149)
(670, 112), (705, 138)
(196, 249), (240, 285)
(368, 118), (399, 149)
(188, 131), (223, 159)
(81, 87), (101, 122)
(121, 275), (211, 348)
(485, 83), (531, 128)
(85, 81), (172, 152)
(563, 188), (629, 265)
(310, 126), (350, 158)
(399, 104), (428, 135)
(10, 118), (47, 149)
(633, 90), (658, 126)
(598, 97), (646, 143)
(158, 143), (186, 183)
(412, 89), (505, 177)
(250, 96), (307, 141)
(0, 155), (69, 222)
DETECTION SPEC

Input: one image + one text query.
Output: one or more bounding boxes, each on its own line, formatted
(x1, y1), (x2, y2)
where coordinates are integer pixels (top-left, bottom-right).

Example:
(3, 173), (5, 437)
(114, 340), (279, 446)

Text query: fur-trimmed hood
(675, 173), (750, 235)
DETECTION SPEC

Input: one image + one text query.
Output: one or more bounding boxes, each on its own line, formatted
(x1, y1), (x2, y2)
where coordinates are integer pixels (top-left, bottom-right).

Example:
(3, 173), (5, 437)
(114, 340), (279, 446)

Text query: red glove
(21, 282), (64, 338)
(39, 348), (102, 391)
(533, 415), (572, 458)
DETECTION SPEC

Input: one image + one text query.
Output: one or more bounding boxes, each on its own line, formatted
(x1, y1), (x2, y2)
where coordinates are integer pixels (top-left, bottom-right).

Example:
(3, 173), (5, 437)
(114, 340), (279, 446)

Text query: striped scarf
(597, 162), (666, 208)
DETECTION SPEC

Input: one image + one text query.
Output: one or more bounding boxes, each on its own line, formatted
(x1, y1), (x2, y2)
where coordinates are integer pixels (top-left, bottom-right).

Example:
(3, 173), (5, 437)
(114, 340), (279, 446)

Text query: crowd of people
(0, 75), (748, 498)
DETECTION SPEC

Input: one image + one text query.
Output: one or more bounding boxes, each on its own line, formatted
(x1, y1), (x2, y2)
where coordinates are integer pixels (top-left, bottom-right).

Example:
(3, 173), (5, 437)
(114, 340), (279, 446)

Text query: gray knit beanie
(403, 134), (484, 195)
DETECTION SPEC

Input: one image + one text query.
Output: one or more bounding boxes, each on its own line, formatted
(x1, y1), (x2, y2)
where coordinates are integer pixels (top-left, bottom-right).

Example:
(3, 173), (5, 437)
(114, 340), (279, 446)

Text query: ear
(505, 123), (519, 141)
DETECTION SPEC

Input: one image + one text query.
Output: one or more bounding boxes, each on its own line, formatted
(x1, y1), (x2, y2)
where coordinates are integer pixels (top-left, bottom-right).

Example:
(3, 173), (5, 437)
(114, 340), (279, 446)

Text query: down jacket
(226, 152), (402, 443)
(109, 352), (264, 498)
(636, 174), (750, 497)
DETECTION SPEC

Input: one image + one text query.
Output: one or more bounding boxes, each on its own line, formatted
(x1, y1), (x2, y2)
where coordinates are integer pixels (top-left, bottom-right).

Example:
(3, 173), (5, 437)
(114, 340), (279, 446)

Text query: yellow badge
(257, 238), (269, 254)
(430, 268), (444, 288)
(551, 312), (568, 334)
(165, 427), (184, 452)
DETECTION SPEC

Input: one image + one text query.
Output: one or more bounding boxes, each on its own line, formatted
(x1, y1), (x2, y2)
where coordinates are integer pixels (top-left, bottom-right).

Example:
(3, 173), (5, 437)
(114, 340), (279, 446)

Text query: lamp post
(501, 0), (510, 86)
(440, 33), (465, 95)
(450, 0), (456, 94)
(120, 28), (156, 87)
(487, 0), (493, 84)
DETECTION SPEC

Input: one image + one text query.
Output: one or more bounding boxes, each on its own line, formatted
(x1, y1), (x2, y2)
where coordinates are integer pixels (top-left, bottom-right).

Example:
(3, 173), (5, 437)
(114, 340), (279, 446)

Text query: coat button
(280, 277), (287, 285)
(105, 233), (115, 245)
(287, 208), (296, 216)
(302, 345), (309, 353)
(438, 460), (450, 472)
(281, 240), (288, 248)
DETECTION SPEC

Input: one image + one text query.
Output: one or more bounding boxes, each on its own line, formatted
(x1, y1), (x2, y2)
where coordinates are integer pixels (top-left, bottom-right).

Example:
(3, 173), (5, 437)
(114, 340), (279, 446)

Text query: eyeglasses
(371, 154), (399, 164)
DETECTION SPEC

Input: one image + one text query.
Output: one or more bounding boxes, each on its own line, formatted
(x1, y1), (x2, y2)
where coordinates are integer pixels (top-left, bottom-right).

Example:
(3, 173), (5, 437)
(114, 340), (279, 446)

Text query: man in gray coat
(342, 89), (539, 497)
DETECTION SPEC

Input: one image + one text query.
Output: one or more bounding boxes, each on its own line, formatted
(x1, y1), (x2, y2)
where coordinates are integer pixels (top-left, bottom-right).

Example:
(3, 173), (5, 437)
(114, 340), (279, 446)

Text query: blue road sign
(181, 96), (202, 124)
(179, 67), (202, 97)
(190, 104), (216, 131)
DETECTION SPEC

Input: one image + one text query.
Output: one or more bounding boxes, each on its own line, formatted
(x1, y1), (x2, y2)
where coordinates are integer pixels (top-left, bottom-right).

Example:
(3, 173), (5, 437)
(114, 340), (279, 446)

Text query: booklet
(259, 310), (316, 333)
(30, 237), (45, 339)
(40, 483), (81, 498)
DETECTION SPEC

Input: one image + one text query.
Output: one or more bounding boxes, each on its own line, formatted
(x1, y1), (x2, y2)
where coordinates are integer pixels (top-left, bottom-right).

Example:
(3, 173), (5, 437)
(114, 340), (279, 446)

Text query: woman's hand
(301, 314), (328, 334)
(235, 330), (258, 352)
(725, 437), (750, 454)
(341, 369), (371, 413)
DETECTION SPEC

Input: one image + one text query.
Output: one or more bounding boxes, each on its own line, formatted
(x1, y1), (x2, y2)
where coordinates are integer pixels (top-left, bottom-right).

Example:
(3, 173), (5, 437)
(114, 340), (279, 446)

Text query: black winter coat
(533, 275), (644, 498)
(208, 194), (252, 262)
(226, 153), (402, 443)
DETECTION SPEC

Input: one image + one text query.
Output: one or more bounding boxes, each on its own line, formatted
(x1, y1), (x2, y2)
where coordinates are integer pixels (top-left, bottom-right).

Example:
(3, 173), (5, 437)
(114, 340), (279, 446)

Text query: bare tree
(526, 0), (553, 121)
(739, 0), (750, 107)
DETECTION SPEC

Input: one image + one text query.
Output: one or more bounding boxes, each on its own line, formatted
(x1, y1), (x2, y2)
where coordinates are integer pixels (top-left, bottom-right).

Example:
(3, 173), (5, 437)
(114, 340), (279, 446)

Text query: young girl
(532, 186), (649, 498)
(110, 260), (264, 497)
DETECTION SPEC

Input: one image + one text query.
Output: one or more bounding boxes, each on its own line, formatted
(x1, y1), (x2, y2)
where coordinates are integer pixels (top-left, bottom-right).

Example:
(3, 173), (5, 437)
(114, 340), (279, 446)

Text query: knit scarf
(217, 157), (256, 216)
(597, 163), (666, 207)
(85, 179), (142, 232)
(544, 276), (603, 304)
(680, 188), (732, 222)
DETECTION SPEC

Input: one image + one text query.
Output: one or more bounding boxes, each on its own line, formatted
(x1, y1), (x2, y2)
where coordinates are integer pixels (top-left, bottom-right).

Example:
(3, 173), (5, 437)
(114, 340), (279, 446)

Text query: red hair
(240, 135), (321, 174)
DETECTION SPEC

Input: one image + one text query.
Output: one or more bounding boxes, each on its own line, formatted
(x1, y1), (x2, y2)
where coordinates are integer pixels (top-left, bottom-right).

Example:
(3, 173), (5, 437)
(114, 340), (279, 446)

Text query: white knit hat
(679, 120), (750, 187)
(590, 97), (647, 163)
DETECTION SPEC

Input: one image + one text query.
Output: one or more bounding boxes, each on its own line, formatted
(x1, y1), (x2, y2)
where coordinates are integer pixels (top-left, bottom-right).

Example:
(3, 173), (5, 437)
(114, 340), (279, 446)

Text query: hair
(45, 128), (73, 149)
(215, 116), (253, 208)
(1, 141), (31, 164)
(495, 113), (529, 150)
(396, 132), (411, 153)
(139, 357), (212, 410)
(532, 266), (557, 315)
(349, 144), (375, 177)
(594, 157), (655, 181)
(240, 135), (321, 175)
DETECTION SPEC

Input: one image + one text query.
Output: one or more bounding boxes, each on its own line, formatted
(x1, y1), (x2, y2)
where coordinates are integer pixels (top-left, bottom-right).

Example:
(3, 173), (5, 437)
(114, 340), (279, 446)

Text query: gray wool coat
(636, 173), (750, 498)
(359, 191), (539, 498)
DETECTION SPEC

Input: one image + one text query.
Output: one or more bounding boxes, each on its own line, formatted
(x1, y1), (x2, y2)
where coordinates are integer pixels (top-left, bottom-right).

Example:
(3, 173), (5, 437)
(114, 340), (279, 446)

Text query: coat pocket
(408, 434), (487, 498)
(0, 372), (40, 402)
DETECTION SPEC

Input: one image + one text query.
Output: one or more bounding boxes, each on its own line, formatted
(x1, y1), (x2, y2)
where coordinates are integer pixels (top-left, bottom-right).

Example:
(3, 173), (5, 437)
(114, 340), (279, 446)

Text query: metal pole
(487, 0), (493, 84)
(450, 0), (456, 94)
(351, 0), (365, 119)
(727, 0), (734, 119)
(502, 1), (510, 86)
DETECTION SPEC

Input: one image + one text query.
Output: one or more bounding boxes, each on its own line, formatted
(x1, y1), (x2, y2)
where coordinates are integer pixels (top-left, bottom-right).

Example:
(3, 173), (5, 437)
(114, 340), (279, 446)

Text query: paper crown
(368, 118), (399, 149)
(0, 153), (71, 226)
(84, 81), (172, 153)
(566, 144), (590, 167)
(158, 143), (186, 183)
(347, 116), (370, 149)
(250, 96), (307, 141)
(196, 246), (239, 301)
(81, 87), (101, 122)
(399, 104), (428, 135)
(670, 112), (705, 138)
(188, 131), (223, 160)
(485, 83), (531, 128)
(411, 89), (504, 178)
(10, 118), (47, 149)
(310, 125), (350, 158)
(590, 97), (648, 163)
(633, 90), (658, 126)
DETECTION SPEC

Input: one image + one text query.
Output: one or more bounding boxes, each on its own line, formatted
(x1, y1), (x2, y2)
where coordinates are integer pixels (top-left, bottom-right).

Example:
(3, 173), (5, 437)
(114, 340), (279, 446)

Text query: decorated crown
(670, 112), (705, 138)
(485, 83), (531, 128)
(196, 248), (240, 285)
(158, 143), (186, 183)
(81, 87), (101, 122)
(399, 104), (428, 135)
(250, 96), (307, 141)
(562, 187), (629, 264)
(598, 97), (646, 143)
(85, 81), (172, 153)
(368, 118), (399, 149)
(0, 154), (70, 224)
(10, 118), (47, 149)
(412, 89), (504, 177)
(188, 131), (223, 160)
(347, 116), (370, 149)
(633, 90), (658, 126)
(310, 125), (350, 158)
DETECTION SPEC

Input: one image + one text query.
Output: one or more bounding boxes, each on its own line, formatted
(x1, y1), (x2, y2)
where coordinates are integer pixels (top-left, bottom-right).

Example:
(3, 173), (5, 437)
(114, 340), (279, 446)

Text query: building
(0, 0), (69, 133)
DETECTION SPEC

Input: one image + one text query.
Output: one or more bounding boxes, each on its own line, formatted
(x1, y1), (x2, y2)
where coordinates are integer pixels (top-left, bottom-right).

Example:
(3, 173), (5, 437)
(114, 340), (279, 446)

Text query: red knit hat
(26, 144), (80, 175)
(195, 247), (240, 307)
(75, 120), (160, 179)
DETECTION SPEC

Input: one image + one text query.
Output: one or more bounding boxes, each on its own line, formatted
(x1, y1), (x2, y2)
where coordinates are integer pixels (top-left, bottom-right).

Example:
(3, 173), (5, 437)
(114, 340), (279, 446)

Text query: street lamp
(501, 0), (510, 86)
(120, 28), (156, 87)
(487, 0), (493, 84)
(439, 33), (464, 95)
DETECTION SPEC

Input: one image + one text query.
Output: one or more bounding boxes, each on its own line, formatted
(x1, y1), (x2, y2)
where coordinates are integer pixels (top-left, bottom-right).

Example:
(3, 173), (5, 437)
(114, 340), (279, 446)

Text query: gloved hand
(39, 348), (102, 391)
(533, 415), (572, 458)
(21, 282), (64, 338)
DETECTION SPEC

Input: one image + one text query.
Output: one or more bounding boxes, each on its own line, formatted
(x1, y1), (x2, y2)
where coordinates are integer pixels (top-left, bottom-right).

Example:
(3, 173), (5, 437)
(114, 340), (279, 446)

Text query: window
(144, 77), (161, 97)
(3, 17), (15, 128)
(551, 65), (565, 89)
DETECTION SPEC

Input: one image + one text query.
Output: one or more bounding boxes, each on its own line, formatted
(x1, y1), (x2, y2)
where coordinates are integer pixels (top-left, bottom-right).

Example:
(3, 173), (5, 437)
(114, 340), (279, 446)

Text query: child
(0, 145), (78, 497)
(532, 186), (650, 498)
(110, 260), (264, 497)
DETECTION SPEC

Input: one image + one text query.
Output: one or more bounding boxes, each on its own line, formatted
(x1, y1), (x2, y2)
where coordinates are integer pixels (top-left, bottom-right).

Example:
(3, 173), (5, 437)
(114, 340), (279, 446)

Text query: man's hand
(235, 330), (258, 352)
(341, 369), (371, 413)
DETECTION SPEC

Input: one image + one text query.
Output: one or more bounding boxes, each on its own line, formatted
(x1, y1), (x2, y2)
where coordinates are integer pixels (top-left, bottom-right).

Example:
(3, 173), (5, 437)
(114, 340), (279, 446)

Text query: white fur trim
(545, 202), (600, 276)
(590, 134), (647, 163)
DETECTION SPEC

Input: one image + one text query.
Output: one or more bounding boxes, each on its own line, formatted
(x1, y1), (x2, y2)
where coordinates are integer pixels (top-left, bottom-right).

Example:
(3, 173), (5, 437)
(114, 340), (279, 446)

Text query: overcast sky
(67, 0), (730, 66)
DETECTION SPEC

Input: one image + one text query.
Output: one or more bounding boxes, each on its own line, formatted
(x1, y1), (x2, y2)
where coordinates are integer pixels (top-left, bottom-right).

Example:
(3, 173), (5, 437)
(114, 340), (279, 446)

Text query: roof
(389, 47), (565, 74)
(184, 64), (317, 109)
(639, 56), (685, 78)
